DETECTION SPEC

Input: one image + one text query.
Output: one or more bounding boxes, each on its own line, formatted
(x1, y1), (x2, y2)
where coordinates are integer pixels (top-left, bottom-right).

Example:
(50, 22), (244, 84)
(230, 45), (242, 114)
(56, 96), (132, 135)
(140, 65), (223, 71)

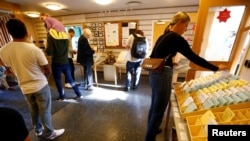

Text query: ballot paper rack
(173, 71), (250, 120)
(186, 107), (250, 141)
(172, 71), (250, 141)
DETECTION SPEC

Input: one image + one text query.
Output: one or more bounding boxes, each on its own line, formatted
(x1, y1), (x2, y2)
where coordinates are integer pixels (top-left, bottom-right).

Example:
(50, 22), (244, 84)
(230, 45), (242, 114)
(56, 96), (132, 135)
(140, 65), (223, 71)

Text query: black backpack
(131, 34), (147, 59)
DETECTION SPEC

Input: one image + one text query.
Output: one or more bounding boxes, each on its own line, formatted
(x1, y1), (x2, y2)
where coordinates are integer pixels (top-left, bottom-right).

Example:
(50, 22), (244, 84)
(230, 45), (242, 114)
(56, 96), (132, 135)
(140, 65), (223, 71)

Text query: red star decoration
(192, 24), (195, 30)
(217, 8), (231, 23)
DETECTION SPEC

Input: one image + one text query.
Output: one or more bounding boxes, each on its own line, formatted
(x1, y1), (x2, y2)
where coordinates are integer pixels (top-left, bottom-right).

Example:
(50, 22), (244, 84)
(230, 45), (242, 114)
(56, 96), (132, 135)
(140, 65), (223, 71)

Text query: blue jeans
(81, 64), (93, 89)
(24, 85), (54, 136)
(125, 61), (142, 89)
(65, 58), (75, 83)
(52, 63), (81, 99)
(145, 67), (173, 141)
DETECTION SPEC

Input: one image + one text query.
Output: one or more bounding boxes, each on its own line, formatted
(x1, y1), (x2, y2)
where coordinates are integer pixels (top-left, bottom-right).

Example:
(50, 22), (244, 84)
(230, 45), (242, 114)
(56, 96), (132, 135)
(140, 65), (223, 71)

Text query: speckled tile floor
(0, 68), (177, 141)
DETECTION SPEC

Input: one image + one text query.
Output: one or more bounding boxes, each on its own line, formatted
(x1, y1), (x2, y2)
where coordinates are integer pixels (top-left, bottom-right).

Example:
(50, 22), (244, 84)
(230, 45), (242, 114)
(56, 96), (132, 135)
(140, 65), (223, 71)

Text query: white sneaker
(65, 83), (72, 88)
(46, 129), (65, 140)
(35, 131), (42, 136)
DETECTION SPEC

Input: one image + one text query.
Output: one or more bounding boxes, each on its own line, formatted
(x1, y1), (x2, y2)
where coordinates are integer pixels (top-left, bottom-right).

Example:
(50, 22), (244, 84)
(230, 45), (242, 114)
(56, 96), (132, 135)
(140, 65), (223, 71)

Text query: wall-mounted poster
(98, 23), (102, 28)
(105, 23), (119, 46)
(99, 40), (103, 45)
(93, 38), (97, 43)
(91, 23), (96, 31)
(94, 31), (99, 37)
(122, 27), (129, 39)
(89, 39), (93, 45)
(98, 45), (104, 52)
(122, 39), (127, 47)
(99, 31), (103, 37)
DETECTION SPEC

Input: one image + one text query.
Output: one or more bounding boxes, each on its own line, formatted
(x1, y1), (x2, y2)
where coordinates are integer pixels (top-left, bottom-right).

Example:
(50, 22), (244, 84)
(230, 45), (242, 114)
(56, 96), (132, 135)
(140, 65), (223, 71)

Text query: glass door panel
(199, 6), (245, 61)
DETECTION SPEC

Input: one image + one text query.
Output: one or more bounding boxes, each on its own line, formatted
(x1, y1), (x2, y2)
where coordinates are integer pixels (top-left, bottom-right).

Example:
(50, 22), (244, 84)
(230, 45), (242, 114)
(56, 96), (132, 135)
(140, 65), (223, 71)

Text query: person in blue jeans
(144, 11), (228, 141)
(42, 14), (83, 100)
(64, 28), (77, 89)
(124, 30), (149, 91)
(77, 28), (95, 91)
(0, 18), (65, 140)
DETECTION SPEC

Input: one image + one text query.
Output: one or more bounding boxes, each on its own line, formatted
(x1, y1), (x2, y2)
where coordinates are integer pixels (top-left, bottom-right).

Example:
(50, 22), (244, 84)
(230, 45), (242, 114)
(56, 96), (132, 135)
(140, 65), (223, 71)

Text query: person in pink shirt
(39, 12), (65, 33)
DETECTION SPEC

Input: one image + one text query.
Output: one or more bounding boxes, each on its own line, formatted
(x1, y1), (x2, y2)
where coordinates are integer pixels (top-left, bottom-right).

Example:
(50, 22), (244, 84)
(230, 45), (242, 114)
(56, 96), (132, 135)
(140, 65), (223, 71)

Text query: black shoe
(56, 97), (66, 101)
(73, 95), (83, 100)
(84, 87), (94, 91)
(132, 86), (138, 90)
(124, 87), (130, 91)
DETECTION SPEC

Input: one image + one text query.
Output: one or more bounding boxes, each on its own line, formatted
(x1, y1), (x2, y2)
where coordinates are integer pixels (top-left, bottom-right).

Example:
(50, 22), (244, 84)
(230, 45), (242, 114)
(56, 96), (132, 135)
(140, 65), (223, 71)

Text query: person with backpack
(124, 30), (150, 91)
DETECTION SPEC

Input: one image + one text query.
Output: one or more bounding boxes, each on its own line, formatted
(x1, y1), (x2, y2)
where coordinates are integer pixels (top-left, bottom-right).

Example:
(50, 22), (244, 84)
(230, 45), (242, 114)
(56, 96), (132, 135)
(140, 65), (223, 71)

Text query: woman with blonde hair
(144, 11), (228, 141)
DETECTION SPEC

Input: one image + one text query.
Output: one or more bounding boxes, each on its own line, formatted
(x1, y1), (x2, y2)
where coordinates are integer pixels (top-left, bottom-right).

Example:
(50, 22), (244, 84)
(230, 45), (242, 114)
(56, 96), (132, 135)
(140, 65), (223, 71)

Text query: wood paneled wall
(29, 6), (198, 48)
(25, 6), (198, 74)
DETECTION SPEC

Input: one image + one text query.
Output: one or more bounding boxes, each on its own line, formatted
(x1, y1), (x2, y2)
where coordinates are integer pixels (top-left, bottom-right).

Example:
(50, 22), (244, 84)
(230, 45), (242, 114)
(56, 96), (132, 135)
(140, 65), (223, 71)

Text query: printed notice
(104, 23), (119, 46)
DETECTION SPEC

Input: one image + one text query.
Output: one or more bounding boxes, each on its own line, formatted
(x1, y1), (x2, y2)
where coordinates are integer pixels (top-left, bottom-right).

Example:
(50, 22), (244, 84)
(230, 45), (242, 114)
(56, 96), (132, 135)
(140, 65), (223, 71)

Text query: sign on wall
(105, 23), (119, 46)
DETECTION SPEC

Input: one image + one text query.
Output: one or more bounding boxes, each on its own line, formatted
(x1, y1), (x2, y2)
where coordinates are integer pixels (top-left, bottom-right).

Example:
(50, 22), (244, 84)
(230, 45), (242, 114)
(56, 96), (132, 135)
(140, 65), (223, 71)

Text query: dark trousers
(125, 60), (142, 89)
(145, 67), (173, 141)
(82, 64), (93, 88)
(65, 58), (75, 83)
(51, 63), (81, 98)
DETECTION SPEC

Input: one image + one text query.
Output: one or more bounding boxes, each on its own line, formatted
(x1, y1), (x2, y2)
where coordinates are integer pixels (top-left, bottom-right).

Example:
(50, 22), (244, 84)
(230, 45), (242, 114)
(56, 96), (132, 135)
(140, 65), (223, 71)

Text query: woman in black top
(144, 11), (228, 141)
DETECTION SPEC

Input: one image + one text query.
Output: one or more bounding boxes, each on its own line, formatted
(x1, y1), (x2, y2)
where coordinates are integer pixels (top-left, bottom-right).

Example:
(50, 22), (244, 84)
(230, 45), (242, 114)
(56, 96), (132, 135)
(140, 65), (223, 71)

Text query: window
(65, 26), (82, 50)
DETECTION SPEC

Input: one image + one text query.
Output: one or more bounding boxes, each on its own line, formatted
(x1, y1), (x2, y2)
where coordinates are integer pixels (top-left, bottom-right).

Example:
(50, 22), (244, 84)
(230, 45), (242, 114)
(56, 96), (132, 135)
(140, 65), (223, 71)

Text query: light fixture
(127, 1), (141, 7)
(45, 4), (62, 10)
(95, 0), (112, 5)
(24, 11), (40, 18)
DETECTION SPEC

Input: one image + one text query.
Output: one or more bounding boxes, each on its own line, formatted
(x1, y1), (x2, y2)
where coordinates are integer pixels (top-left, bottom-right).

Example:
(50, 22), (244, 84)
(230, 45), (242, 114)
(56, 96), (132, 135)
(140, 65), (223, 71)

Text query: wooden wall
(24, 6), (198, 76)
(28, 6), (198, 48)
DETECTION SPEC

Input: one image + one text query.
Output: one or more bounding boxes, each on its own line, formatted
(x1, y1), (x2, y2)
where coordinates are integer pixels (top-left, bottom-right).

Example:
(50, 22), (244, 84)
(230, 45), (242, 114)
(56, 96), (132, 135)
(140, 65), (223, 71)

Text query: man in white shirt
(0, 18), (64, 140)
(64, 28), (77, 88)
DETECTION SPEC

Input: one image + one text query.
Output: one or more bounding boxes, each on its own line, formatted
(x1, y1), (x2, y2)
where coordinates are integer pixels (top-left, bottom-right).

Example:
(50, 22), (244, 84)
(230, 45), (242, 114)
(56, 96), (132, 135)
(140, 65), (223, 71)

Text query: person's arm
(45, 17), (52, 30)
(37, 48), (51, 78)
(177, 38), (219, 71)
(0, 58), (15, 76)
(45, 34), (54, 56)
(82, 38), (94, 55)
(68, 38), (74, 54)
(145, 38), (152, 58)
(125, 34), (133, 49)
(41, 64), (51, 79)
